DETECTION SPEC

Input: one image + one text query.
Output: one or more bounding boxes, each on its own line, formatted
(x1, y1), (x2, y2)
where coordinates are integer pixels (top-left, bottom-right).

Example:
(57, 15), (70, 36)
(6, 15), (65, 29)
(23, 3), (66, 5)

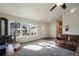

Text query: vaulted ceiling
(0, 3), (78, 22)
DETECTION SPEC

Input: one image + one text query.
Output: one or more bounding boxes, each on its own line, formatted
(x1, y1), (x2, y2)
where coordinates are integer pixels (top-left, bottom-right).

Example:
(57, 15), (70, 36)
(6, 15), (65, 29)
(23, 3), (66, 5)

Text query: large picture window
(9, 21), (38, 37)
(22, 23), (30, 36)
(10, 22), (20, 37)
(30, 24), (38, 35)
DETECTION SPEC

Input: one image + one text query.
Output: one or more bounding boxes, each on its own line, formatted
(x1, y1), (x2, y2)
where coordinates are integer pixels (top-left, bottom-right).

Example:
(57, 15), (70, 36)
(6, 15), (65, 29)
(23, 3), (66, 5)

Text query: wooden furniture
(56, 34), (67, 47)
(56, 16), (63, 38)
(57, 40), (66, 47)
(14, 44), (21, 52)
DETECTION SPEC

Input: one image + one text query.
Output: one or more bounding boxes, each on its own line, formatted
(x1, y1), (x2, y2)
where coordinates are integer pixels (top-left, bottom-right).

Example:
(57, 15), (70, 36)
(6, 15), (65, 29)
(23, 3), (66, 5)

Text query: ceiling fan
(50, 3), (67, 11)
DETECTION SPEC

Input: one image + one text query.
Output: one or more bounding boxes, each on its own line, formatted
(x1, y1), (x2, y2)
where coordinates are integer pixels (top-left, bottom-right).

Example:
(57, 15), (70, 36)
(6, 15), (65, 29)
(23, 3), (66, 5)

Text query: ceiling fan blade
(61, 3), (66, 9)
(50, 5), (57, 11)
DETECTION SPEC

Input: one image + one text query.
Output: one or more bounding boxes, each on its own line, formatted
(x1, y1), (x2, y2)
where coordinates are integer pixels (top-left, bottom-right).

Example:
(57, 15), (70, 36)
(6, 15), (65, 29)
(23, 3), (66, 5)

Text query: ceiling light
(56, 3), (63, 7)
(70, 8), (76, 14)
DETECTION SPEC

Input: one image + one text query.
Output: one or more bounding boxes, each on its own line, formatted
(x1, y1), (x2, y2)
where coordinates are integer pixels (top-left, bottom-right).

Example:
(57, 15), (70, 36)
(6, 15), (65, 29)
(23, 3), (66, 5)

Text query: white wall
(49, 20), (56, 37)
(0, 13), (49, 43)
(63, 7), (79, 35)
(49, 6), (79, 37)
(49, 16), (62, 38)
(1, 6), (79, 43)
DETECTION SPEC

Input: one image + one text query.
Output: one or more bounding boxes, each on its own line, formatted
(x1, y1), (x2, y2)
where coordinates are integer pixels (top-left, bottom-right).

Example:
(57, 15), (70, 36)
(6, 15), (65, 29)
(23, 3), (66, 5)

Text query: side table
(13, 43), (21, 52)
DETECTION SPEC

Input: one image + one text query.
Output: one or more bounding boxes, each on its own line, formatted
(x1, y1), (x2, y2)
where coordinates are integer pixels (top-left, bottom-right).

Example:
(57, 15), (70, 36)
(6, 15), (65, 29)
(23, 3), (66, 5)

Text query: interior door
(0, 17), (8, 35)
(1, 20), (5, 35)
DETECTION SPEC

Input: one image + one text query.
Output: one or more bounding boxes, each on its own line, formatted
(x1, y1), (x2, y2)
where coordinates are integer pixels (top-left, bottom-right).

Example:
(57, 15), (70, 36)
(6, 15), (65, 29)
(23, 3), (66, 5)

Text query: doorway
(56, 16), (63, 37)
(0, 17), (8, 35)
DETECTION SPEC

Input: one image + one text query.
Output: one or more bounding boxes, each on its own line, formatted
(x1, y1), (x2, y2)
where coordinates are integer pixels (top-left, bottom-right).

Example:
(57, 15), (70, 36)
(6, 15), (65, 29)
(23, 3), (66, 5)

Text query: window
(10, 22), (21, 37)
(30, 24), (38, 35)
(9, 21), (38, 37)
(22, 23), (30, 36)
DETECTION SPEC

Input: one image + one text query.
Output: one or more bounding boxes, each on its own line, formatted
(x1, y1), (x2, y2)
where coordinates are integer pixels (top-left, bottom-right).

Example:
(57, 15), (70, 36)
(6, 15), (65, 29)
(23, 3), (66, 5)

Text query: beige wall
(49, 16), (62, 38)
(49, 20), (56, 37)
(63, 7), (79, 35)
(0, 13), (49, 43)
(1, 7), (79, 43)
(49, 7), (79, 37)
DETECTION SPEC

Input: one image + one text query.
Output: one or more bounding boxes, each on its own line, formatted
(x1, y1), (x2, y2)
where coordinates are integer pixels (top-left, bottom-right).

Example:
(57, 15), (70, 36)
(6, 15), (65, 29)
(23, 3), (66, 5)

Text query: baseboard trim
(20, 38), (43, 44)
(19, 37), (55, 44)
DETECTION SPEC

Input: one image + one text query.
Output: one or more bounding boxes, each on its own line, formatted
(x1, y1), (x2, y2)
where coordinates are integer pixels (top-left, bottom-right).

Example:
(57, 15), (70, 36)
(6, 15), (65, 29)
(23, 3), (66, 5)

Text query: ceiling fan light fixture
(50, 3), (66, 11)
(56, 3), (63, 7)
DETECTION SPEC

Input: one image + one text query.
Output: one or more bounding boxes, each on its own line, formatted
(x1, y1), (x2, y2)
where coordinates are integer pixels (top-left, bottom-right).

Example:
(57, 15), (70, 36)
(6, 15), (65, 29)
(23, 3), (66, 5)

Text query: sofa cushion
(57, 34), (68, 40)
(70, 35), (79, 41)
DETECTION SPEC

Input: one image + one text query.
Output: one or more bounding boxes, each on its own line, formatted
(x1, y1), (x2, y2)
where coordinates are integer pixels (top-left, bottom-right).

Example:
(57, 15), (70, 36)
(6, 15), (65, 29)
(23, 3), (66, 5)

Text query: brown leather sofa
(57, 34), (79, 51)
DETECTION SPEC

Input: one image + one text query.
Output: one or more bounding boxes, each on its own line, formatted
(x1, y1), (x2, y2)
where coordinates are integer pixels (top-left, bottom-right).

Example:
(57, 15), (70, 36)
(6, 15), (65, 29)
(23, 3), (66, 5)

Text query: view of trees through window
(22, 24), (30, 35)
(10, 22), (20, 37)
(30, 24), (37, 35)
(10, 21), (38, 37)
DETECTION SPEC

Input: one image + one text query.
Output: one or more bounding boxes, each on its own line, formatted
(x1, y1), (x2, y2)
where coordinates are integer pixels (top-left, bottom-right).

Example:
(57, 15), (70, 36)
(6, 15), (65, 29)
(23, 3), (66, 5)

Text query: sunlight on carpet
(23, 45), (43, 51)
(38, 42), (58, 48)
(23, 41), (58, 51)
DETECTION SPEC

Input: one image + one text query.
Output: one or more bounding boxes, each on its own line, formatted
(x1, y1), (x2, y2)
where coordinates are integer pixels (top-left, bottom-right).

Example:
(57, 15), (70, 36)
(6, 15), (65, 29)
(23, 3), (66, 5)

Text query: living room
(0, 3), (79, 56)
